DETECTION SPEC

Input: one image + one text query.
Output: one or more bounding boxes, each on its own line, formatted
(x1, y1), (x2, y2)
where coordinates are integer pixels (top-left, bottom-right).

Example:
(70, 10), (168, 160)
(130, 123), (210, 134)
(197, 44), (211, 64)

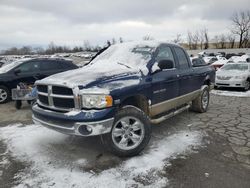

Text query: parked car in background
(203, 56), (218, 65)
(211, 59), (230, 70)
(0, 58), (78, 103)
(232, 54), (250, 63)
(32, 41), (215, 157)
(215, 63), (250, 91)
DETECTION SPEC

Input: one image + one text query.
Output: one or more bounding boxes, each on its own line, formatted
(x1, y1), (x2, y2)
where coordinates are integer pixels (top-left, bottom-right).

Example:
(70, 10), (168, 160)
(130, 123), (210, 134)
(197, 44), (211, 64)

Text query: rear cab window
(174, 47), (190, 69)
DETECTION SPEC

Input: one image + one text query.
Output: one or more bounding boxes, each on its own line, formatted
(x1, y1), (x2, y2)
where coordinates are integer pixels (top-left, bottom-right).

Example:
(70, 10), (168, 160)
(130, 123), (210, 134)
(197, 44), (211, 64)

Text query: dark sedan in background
(0, 58), (78, 103)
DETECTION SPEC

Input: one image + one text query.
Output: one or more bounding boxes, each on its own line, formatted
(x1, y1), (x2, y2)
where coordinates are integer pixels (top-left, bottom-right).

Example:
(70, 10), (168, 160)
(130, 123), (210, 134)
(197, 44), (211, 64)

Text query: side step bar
(150, 105), (190, 124)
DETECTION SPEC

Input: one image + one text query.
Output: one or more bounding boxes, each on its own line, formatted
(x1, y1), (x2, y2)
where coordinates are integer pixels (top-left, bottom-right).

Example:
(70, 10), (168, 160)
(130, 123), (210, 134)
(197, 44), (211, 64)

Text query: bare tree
(192, 31), (200, 50)
(231, 10), (250, 48)
(242, 30), (250, 47)
(143, 35), (154, 41)
(227, 34), (236, 48)
(213, 35), (220, 49)
(111, 38), (116, 45)
(119, 37), (123, 43)
(201, 28), (209, 49)
(218, 34), (227, 49)
(187, 31), (193, 49)
(83, 40), (92, 51)
(173, 34), (182, 44)
(187, 31), (198, 50)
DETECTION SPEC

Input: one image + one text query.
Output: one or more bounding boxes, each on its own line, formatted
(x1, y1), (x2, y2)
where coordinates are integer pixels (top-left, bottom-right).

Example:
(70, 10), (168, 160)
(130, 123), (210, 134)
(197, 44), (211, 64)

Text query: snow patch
(64, 110), (81, 116)
(211, 89), (250, 97)
(0, 124), (203, 188)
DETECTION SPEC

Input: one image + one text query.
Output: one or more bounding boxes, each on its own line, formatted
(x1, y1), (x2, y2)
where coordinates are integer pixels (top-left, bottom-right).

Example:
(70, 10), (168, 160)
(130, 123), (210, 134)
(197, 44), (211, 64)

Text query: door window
(156, 46), (175, 63)
(40, 60), (61, 71)
(16, 61), (40, 72)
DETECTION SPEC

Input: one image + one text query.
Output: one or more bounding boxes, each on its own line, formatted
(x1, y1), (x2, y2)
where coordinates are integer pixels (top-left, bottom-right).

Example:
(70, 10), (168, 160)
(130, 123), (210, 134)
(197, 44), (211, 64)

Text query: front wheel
(102, 106), (151, 157)
(191, 86), (210, 113)
(0, 85), (10, 104)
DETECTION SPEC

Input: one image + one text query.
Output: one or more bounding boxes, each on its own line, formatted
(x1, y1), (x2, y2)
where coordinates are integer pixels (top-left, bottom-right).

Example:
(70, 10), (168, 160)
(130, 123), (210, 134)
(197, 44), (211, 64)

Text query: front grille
(37, 85), (48, 93)
(53, 97), (75, 108)
(38, 94), (49, 105)
(217, 76), (232, 80)
(217, 83), (230, 86)
(37, 84), (76, 111)
(52, 86), (73, 95)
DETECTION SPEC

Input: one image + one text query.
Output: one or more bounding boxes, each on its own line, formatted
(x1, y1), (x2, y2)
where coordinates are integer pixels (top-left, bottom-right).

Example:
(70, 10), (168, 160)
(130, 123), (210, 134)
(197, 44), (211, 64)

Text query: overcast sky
(0, 0), (249, 50)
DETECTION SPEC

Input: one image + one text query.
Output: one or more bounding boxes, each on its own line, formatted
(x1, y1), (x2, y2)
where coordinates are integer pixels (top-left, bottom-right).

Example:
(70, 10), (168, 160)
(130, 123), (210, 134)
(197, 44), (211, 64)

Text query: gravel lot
(0, 91), (249, 188)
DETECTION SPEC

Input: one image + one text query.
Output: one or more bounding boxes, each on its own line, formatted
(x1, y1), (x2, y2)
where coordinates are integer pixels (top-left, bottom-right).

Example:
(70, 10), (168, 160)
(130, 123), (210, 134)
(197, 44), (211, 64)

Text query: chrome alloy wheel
(0, 88), (7, 103)
(111, 116), (145, 151)
(202, 90), (209, 110)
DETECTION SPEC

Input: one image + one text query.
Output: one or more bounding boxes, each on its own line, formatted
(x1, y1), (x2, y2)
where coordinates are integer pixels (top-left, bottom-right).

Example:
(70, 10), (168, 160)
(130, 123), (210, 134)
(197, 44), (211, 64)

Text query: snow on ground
(211, 89), (250, 97)
(0, 124), (203, 188)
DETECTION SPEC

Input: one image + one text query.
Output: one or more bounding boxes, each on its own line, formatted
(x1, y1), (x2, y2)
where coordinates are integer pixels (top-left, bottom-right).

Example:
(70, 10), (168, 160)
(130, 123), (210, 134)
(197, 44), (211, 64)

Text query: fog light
(77, 125), (93, 135)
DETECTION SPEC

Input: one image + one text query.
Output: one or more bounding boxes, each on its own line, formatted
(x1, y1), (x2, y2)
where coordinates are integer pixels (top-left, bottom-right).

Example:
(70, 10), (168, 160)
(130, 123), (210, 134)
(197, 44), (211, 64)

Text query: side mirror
(246, 58), (250, 63)
(14, 69), (21, 75)
(158, 59), (174, 70)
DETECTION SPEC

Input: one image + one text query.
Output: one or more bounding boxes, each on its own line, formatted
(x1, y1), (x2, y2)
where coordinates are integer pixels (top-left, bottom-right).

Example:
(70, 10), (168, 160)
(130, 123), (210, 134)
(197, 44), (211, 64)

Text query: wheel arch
(120, 94), (149, 115)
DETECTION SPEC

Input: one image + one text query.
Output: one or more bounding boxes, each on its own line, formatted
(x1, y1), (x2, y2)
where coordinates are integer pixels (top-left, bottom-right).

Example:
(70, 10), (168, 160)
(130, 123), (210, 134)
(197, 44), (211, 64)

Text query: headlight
(234, 75), (247, 79)
(81, 94), (113, 109)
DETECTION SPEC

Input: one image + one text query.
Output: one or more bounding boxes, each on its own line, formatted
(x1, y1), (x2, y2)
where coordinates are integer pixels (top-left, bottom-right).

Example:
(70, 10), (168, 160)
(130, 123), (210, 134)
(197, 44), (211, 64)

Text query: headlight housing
(81, 94), (113, 109)
(234, 75), (247, 80)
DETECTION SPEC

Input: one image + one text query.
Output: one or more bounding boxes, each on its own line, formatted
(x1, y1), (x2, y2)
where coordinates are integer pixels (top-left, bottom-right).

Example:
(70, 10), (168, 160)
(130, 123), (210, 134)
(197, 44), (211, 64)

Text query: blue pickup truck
(32, 41), (215, 157)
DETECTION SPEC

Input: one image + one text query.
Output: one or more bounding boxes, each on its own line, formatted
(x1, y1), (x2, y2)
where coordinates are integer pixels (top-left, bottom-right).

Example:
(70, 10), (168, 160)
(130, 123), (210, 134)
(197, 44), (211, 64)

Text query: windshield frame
(0, 60), (26, 73)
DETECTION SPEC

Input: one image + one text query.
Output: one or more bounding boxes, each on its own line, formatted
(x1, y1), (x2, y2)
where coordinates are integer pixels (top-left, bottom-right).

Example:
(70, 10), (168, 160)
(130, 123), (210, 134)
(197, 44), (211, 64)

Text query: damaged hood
(36, 64), (143, 92)
(36, 41), (156, 91)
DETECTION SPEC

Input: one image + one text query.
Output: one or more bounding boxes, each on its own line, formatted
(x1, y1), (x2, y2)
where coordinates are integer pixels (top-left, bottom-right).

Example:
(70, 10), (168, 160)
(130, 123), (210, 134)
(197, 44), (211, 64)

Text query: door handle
(176, 74), (180, 78)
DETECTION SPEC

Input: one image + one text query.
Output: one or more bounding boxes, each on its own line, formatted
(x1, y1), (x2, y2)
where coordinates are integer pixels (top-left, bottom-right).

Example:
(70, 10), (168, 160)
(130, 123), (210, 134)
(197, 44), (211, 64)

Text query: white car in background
(203, 56), (218, 65)
(232, 54), (250, 63)
(215, 63), (250, 91)
(211, 59), (230, 70)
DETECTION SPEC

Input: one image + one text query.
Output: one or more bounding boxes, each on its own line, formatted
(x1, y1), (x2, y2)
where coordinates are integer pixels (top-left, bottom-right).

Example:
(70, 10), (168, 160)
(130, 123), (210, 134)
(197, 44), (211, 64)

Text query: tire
(15, 100), (22, 109)
(191, 86), (210, 113)
(244, 80), (250, 91)
(0, 85), (10, 104)
(102, 106), (151, 157)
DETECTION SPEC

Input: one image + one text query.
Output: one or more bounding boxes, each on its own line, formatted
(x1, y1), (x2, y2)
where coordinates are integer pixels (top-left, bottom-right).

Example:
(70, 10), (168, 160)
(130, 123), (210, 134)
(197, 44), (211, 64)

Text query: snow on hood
(216, 69), (249, 77)
(211, 89), (250, 97)
(212, 59), (229, 66)
(37, 41), (159, 89)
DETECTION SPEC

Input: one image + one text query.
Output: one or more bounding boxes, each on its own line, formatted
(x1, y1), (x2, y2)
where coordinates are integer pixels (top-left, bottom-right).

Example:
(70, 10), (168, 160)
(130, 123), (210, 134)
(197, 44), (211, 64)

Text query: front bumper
(215, 79), (247, 88)
(32, 104), (115, 136)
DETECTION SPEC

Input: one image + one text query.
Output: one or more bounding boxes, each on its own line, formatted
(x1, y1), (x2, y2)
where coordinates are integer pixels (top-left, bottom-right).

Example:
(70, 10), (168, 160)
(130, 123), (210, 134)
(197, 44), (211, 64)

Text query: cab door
(173, 47), (198, 96)
(150, 45), (179, 116)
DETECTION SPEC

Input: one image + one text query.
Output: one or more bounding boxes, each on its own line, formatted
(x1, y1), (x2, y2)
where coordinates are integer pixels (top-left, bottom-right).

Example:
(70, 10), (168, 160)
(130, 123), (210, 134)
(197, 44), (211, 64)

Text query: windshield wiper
(117, 62), (132, 69)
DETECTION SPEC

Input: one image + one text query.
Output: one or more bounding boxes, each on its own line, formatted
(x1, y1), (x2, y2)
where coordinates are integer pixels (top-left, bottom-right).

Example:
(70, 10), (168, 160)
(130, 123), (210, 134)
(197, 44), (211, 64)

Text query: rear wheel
(0, 85), (10, 104)
(191, 86), (210, 113)
(102, 106), (151, 157)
